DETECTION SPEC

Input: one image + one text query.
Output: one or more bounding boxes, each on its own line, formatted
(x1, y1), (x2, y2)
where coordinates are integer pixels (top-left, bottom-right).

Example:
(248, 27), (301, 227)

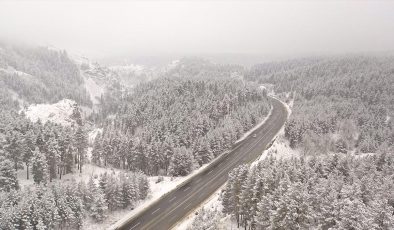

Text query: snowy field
(22, 99), (79, 126)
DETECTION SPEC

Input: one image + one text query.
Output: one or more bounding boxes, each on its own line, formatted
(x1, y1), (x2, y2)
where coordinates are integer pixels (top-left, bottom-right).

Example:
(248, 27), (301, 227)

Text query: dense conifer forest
(93, 77), (270, 176)
(247, 56), (394, 154)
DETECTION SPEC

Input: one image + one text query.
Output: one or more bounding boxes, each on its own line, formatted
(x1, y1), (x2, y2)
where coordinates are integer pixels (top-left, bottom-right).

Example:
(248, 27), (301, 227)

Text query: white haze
(0, 0), (394, 59)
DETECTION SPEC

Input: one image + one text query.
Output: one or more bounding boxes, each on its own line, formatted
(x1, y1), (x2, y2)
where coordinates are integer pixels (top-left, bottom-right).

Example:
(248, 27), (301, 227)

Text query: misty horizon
(1, 0), (394, 62)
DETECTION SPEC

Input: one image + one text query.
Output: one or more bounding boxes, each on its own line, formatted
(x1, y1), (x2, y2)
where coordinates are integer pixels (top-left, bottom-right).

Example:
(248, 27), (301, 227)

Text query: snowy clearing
(22, 99), (78, 126)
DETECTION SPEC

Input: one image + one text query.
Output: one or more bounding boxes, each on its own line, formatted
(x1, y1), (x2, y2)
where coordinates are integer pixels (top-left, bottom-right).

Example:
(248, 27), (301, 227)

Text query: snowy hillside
(0, 65), (34, 78)
(22, 99), (79, 126)
(110, 64), (145, 75)
(83, 75), (105, 105)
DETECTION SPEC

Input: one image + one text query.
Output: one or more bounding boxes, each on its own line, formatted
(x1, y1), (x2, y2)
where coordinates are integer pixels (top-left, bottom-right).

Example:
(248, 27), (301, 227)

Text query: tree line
(0, 171), (148, 229)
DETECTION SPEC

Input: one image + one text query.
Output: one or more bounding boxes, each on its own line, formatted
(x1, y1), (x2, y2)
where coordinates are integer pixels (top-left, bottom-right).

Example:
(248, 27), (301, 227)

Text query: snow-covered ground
(22, 99), (79, 126)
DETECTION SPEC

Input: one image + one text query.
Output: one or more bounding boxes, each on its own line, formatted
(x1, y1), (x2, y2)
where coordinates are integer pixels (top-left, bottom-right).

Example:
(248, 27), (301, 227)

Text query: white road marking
(130, 222), (140, 230)
(183, 186), (191, 192)
(169, 196), (177, 202)
(184, 203), (192, 210)
(207, 170), (213, 175)
(152, 208), (161, 215)
(195, 178), (202, 183)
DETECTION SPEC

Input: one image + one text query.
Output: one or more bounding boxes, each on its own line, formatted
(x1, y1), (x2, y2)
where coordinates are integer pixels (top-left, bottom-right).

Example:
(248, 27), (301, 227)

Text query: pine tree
(46, 138), (60, 182)
(4, 131), (24, 171)
(0, 156), (19, 192)
(121, 174), (137, 208)
(23, 130), (36, 180)
(137, 174), (150, 200)
(87, 176), (108, 221)
(74, 126), (88, 173)
(36, 218), (46, 230)
(92, 133), (103, 166)
(197, 138), (213, 166)
(169, 147), (195, 176)
(90, 190), (108, 222)
(256, 195), (273, 229)
(86, 176), (98, 210)
(32, 148), (49, 185)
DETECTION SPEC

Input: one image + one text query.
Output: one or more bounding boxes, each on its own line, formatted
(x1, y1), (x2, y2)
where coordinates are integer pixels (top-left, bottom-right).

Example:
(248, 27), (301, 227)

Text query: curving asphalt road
(112, 97), (288, 230)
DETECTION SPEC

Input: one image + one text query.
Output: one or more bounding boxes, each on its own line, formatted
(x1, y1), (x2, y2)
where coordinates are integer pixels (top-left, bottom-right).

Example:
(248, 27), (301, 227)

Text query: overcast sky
(1, 0), (394, 59)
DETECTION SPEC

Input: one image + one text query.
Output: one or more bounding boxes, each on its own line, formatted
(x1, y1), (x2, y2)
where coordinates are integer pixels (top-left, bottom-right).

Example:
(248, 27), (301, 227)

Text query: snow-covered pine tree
(32, 148), (49, 185)
(0, 156), (19, 192)
(91, 133), (103, 166)
(46, 138), (60, 182)
(74, 126), (88, 173)
(169, 147), (195, 176)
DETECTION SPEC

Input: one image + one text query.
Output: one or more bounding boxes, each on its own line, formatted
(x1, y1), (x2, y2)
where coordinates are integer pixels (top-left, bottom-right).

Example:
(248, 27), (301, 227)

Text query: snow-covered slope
(110, 64), (145, 75)
(0, 65), (34, 78)
(22, 99), (79, 126)
(83, 75), (105, 105)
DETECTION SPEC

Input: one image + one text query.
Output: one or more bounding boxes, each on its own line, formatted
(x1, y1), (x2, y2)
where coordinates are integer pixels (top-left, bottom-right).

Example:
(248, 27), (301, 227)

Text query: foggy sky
(1, 0), (394, 59)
